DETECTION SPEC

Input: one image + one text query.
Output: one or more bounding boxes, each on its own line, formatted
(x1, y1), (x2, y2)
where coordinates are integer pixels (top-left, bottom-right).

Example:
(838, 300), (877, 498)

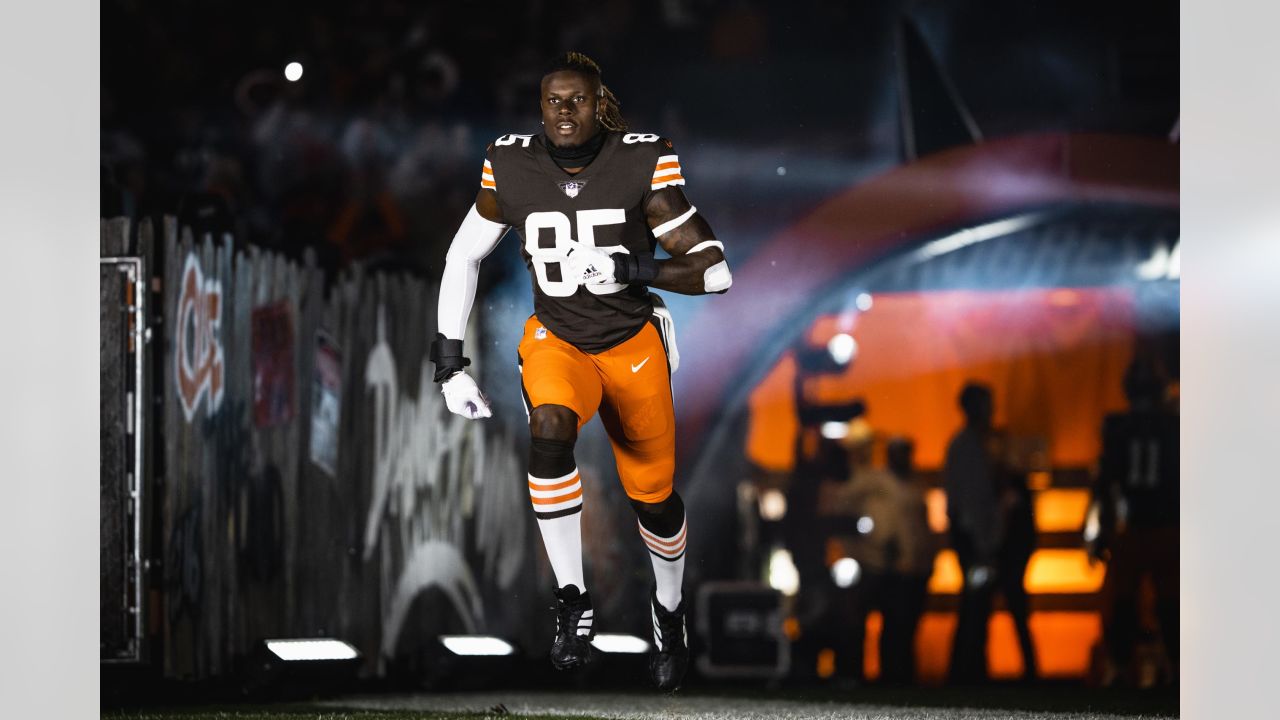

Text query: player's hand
(564, 239), (617, 285)
(441, 371), (492, 419)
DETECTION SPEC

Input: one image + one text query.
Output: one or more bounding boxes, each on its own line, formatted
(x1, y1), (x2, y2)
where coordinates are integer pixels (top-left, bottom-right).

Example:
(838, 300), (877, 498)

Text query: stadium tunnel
(673, 131), (1178, 681)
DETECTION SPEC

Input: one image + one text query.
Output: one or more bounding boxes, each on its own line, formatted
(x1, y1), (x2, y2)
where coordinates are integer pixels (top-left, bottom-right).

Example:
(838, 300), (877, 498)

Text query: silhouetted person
(944, 382), (1002, 683)
(1092, 358), (1179, 685)
(816, 419), (896, 684)
(995, 444), (1038, 681)
(785, 423), (854, 684)
(879, 437), (935, 685)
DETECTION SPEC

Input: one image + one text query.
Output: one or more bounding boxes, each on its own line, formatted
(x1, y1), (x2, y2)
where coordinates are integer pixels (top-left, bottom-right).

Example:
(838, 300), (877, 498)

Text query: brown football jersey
(481, 130), (686, 353)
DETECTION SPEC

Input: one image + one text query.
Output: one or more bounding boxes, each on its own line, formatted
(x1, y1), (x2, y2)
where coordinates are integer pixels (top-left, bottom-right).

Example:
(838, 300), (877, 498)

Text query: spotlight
(428, 635), (519, 690)
(284, 61), (304, 82)
(758, 488), (787, 521)
(591, 634), (651, 654)
(264, 638), (359, 662)
(826, 333), (856, 366)
(831, 557), (861, 588)
(855, 292), (873, 311)
(767, 547), (800, 596)
(439, 635), (516, 656)
(856, 516), (875, 534)
(245, 638), (361, 698)
(820, 421), (849, 440)
(1083, 501), (1102, 543)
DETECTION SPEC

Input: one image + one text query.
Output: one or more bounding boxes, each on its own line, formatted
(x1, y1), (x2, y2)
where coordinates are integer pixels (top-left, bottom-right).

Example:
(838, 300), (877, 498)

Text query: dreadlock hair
(544, 51), (628, 132)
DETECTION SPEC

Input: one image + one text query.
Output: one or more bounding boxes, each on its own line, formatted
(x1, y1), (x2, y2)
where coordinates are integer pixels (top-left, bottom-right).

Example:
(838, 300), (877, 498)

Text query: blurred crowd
(103, 0), (1174, 278)
(777, 356), (1179, 687)
(101, 0), (905, 276)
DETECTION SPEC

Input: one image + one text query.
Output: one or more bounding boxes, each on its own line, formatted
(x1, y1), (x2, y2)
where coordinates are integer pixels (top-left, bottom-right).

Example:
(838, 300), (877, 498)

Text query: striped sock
(530, 468), (586, 595)
(638, 517), (687, 612)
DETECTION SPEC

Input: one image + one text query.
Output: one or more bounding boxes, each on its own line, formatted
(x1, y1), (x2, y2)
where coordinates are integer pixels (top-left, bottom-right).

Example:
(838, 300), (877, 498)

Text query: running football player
(430, 52), (732, 692)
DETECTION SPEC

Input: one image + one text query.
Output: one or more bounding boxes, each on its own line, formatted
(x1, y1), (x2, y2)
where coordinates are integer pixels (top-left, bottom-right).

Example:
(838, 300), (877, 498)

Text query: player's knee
(630, 490), (683, 518)
(631, 491), (685, 537)
(529, 436), (576, 480)
(620, 451), (675, 497)
(529, 404), (578, 443)
(625, 478), (674, 505)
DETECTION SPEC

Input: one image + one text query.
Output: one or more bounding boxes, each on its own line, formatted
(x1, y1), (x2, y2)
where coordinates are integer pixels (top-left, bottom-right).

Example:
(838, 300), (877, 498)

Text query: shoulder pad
(618, 132), (669, 151)
(491, 133), (537, 150)
(632, 135), (682, 191)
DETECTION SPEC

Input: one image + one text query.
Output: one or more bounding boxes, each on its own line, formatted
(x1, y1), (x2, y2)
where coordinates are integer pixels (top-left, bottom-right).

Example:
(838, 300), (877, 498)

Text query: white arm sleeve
(437, 204), (508, 340)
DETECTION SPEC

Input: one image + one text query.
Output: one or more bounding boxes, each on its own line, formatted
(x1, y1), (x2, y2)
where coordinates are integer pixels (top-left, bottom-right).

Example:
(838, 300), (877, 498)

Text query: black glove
(429, 333), (471, 383)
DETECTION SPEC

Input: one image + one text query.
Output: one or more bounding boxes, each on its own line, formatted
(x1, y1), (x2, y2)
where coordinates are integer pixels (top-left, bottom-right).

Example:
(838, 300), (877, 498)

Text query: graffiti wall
(155, 222), (539, 679)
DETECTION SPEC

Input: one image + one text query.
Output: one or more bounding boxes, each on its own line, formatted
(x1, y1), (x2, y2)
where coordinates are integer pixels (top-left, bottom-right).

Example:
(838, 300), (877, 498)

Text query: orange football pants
(517, 315), (676, 503)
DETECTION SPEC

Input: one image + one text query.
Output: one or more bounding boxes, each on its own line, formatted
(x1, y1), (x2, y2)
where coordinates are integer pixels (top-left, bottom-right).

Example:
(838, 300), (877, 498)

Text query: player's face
(541, 71), (601, 147)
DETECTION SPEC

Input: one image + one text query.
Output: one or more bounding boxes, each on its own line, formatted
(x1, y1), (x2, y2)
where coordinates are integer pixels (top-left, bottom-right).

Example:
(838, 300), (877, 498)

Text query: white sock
(639, 518), (687, 612)
(529, 469), (586, 595)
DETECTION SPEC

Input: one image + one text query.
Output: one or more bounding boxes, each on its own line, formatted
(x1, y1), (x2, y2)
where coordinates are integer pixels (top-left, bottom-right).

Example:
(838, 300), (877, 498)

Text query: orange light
(783, 616), (801, 641)
(1034, 489), (1091, 533)
(742, 289), (1135, 474)
(817, 648), (836, 679)
(1027, 470), (1052, 491)
(988, 611), (1102, 679)
(1028, 611), (1102, 678)
(1025, 549), (1106, 594)
(928, 548), (1103, 595)
(925, 488), (950, 534)
(824, 538), (846, 567)
(927, 550), (964, 594)
(912, 611), (1102, 683)
(925, 487), (1088, 535)
(864, 611), (883, 680)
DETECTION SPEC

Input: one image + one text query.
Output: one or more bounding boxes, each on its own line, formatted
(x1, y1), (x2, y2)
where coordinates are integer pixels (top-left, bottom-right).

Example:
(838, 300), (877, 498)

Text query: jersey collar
(534, 131), (621, 185)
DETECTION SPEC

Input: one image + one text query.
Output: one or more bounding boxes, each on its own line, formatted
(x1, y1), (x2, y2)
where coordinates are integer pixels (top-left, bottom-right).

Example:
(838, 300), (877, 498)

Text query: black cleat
(550, 585), (595, 670)
(648, 589), (689, 692)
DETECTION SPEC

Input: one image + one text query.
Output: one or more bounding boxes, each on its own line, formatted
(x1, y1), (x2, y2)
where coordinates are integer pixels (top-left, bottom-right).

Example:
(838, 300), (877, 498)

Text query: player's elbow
(444, 244), (477, 267)
(702, 259), (732, 294)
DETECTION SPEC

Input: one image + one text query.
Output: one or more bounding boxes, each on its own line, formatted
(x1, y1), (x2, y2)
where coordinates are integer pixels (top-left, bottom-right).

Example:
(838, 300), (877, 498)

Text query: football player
(429, 52), (731, 692)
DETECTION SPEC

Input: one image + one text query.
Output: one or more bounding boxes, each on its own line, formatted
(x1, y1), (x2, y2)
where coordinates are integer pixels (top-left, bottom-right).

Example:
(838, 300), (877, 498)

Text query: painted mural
(153, 221), (539, 678)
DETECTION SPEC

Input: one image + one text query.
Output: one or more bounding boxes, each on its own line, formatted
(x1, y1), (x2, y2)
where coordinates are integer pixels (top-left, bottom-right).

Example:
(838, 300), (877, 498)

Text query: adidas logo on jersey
(557, 179), (589, 198)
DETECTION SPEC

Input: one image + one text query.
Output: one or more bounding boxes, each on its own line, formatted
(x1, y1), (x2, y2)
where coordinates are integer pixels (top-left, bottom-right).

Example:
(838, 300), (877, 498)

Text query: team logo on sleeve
(557, 179), (589, 198)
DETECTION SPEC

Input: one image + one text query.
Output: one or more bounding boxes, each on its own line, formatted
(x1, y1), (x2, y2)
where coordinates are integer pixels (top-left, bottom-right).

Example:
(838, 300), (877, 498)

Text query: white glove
(564, 239), (617, 285)
(441, 371), (492, 419)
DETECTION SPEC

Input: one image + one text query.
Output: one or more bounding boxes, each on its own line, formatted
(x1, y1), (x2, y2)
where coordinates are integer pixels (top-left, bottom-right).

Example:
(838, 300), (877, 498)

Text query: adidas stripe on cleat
(550, 585), (595, 670)
(648, 588), (689, 692)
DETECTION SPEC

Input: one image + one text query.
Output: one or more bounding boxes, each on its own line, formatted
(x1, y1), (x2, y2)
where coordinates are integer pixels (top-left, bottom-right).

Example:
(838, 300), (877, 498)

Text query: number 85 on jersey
(526, 209), (630, 297)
